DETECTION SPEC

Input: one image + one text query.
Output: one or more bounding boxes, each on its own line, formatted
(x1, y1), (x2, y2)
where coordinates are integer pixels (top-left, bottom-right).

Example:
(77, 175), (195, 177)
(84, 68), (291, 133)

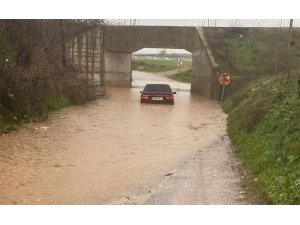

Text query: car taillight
(141, 95), (148, 100)
(166, 96), (174, 100)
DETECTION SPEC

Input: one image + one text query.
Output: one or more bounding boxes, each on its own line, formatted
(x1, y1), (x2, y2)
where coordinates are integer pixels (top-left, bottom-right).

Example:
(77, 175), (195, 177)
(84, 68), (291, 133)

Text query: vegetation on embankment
(222, 74), (300, 204)
(132, 59), (192, 73)
(167, 69), (192, 83)
(205, 27), (300, 204)
(0, 95), (73, 133)
(0, 20), (102, 134)
(204, 27), (300, 97)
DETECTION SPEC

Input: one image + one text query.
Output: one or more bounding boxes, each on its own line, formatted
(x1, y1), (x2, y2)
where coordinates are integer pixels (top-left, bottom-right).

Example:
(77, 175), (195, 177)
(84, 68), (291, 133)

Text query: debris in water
(40, 126), (50, 130)
(165, 173), (173, 177)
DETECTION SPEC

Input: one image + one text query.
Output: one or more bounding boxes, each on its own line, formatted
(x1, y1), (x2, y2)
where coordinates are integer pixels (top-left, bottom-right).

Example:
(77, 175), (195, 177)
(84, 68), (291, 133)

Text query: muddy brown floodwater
(0, 71), (247, 204)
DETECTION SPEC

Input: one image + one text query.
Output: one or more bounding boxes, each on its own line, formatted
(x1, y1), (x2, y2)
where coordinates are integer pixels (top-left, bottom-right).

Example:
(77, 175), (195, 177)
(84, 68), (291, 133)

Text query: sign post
(218, 73), (232, 102)
(221, 85), (226, 102)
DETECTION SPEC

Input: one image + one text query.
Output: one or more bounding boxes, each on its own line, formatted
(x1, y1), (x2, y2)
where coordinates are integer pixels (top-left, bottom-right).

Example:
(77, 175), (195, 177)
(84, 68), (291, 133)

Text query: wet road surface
(0, 71), (246, 204)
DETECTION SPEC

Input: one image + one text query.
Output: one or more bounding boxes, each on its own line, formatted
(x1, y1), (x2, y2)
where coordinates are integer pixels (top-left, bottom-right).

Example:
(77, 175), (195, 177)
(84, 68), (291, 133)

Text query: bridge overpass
(69, 26), (220, 99)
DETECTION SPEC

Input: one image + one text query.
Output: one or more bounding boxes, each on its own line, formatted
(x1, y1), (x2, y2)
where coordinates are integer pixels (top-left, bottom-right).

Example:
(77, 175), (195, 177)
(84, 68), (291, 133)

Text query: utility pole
(279, 19), (282, 28)
(286, 19), (293, 78)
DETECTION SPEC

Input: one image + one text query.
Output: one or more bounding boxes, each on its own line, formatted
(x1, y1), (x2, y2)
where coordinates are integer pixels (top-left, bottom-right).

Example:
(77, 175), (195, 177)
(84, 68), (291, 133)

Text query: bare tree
(160, 49), (167, 57)
(77, 34), (83, 71)
(286, 19), (294, 78)
(90, 29), (97, 92)
(85, 31), (89, 79)
(91, 29), (96, 81)
(99, 27), (105, 86)
(71, 38), (75, 65)
(0, 19), (102, 121)
(107, 19), (137, 26)
(59, 19), (67, 68)
(0, 19), (6, 33)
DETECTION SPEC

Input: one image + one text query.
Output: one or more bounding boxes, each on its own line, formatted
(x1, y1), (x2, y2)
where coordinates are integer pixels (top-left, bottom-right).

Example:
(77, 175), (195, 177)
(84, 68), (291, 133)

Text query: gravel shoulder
(111, 132), (248, 205)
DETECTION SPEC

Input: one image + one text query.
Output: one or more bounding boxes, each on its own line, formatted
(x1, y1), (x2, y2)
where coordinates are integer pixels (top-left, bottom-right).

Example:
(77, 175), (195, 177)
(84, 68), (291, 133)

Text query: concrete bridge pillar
(103, 51), (132, 87)
(191, 48), (217, 99)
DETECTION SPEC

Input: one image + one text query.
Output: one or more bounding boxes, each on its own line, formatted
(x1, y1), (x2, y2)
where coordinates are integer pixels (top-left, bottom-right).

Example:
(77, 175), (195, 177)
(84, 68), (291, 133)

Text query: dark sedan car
(140, 84), (176, 104)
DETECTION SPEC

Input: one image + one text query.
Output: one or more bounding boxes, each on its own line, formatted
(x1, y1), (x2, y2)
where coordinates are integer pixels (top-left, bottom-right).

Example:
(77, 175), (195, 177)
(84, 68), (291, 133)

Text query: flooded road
(0, 71), (246, 204)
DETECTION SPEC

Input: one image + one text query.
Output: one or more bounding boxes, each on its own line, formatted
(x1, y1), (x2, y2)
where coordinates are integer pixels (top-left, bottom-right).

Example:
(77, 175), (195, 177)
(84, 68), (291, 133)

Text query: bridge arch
(70, 26), (219, 99)
(100, 26), (219, 99)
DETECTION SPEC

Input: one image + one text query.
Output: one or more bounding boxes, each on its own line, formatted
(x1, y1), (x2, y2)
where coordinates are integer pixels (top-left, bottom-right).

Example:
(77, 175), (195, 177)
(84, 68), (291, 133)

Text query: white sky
(136, 19), (295, 27)
(134, 48), (191, 55)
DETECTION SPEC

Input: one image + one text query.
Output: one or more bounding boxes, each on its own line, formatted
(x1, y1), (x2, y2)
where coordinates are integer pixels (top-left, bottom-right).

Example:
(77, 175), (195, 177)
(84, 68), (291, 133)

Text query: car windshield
(143, 84), (172, 93)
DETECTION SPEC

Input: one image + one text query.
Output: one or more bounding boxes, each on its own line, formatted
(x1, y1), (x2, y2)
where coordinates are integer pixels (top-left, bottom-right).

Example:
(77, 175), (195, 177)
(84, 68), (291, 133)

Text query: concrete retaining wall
(104, 51), (132, 87)
(191, 27), (219, 99)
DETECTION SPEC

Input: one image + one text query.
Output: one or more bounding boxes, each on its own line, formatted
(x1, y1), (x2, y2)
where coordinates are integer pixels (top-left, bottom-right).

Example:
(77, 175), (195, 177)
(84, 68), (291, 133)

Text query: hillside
(204, 27), (300, 204)
(204, 27), (300, 97)
(222, 74), (300, 204)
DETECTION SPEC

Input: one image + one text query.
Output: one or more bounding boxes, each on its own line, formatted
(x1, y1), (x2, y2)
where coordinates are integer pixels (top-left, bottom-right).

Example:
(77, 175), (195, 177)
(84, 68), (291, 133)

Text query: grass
(1, 28), (89, 135)
(0, 95), (73, 134)
(132, 59), (192, 73)
(204, 27), (300, 98)
(45, 95), (72, 112)
(205, 27), (300, 204)
(168, 69), (192, 83)
(223, 74), (300, 204)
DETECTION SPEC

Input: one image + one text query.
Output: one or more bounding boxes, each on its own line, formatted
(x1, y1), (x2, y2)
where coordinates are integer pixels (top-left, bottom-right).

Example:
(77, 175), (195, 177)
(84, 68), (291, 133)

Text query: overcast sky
(136, 19), (297, 27)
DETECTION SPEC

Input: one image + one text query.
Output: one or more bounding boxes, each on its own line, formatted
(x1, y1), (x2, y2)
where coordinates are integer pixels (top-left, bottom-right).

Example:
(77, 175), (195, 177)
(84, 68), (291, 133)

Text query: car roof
(143, 84), (172, 93)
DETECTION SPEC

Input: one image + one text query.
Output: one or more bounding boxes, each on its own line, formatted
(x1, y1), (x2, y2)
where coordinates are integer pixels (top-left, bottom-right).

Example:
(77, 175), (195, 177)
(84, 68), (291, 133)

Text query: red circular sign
(219, 73), (232, 86)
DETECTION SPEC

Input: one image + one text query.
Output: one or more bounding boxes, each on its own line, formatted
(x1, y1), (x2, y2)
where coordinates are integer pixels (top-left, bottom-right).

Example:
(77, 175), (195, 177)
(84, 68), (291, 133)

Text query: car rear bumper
(140, 99), (174, 104)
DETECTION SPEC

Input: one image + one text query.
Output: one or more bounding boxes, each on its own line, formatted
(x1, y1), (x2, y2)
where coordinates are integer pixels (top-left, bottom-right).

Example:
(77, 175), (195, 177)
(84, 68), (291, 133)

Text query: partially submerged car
(140, 84), (176, 104)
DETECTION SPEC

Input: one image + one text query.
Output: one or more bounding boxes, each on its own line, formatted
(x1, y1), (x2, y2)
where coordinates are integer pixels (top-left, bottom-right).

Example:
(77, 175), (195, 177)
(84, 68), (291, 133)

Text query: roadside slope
(222, 75), (300, 204)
